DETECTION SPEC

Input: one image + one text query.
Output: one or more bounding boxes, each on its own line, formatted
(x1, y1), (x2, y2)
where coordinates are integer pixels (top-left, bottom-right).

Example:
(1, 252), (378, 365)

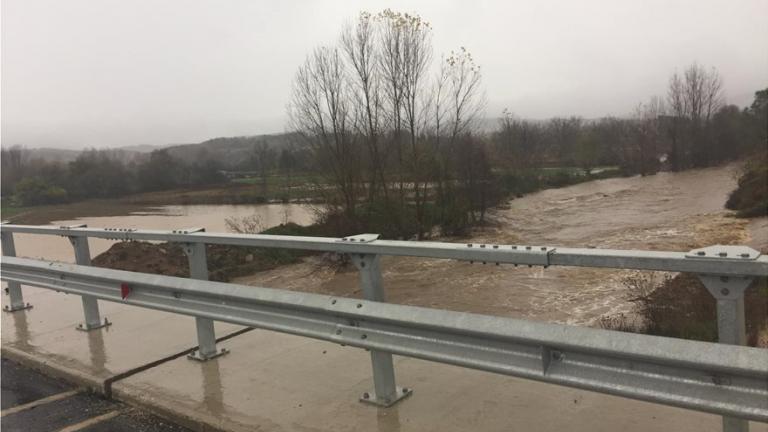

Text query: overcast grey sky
(2, 0), (766, 149)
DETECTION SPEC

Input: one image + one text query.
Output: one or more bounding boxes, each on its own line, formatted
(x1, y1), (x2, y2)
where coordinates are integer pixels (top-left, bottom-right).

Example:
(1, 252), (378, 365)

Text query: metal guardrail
(1, 223), (767, 430)
(3, 256), (768, 422)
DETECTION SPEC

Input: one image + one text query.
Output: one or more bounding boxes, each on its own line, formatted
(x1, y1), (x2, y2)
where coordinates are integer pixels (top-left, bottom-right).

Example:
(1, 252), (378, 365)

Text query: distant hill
(13, 144), (163, 164)
(9, 133), (300, 168)
(163, 133), (299, 168)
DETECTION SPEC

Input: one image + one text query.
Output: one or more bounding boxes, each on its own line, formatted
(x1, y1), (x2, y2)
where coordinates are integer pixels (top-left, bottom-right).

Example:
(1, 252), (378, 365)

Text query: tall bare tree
(667, 63), (724, 168)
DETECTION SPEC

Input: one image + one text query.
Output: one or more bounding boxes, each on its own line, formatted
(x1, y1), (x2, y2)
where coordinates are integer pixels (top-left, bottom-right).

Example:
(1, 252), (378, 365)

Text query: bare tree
(667, 63), (724, 167)
(632, 96), (666, 175)
(288, 9), (487, 238)
(289, 46), (361, 219)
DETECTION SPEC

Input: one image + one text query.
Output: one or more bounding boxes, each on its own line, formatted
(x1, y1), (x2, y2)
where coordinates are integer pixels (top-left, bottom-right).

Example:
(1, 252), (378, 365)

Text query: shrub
(726, 154), (768, 218)
(13, 177), (68, 206)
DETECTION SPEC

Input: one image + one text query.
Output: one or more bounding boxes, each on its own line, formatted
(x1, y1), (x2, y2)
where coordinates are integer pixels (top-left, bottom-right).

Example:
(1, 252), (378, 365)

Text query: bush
(13, 177), (68, 206)
(726, 154), (768, 218)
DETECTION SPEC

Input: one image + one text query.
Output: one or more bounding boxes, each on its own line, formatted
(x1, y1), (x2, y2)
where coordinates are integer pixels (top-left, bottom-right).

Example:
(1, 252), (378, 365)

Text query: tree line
(0, 148), (228, 206)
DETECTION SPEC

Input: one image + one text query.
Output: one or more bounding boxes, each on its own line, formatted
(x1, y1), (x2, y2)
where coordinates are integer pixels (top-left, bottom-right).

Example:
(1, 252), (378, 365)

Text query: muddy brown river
(236, 164), (767, 325)
(8, 164), (767, 326)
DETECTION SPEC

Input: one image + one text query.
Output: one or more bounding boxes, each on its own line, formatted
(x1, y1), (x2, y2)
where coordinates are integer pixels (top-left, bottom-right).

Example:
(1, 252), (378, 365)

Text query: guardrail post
(1, 231), (32, 312)
(351, 252), (412, 407)
(68, 230), (111, 331)
(698, 274), (753, 432)
(182, 239), (229, 361)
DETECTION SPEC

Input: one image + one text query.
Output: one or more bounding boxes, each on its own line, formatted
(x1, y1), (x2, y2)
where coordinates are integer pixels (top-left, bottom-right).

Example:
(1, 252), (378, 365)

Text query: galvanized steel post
(0, 231), (31, 312)
(689, 245), (760, 432)
(351, 251), (412, 407)
(698, 274), (753, 432)
(182, 239), (228, 361)
(68, 231), (111, 331)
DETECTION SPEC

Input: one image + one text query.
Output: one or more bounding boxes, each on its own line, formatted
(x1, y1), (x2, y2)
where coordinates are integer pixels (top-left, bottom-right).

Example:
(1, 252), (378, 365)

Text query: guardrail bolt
(720, 288), (730, 296)
(696, 251), (705, 256)
(362, 392), (370, 399)
(336, 329), (342, 335)
(718, 252), (727, 257)
(740, 253), (750, 258)
(361, 334), (367, 339)
(356, 303), (363, 308)
(467, 243), (472, 248)
(492, 245), (498, 249)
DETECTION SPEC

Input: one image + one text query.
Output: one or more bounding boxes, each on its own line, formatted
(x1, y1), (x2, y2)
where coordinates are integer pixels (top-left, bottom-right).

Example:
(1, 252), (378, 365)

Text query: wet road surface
(1, 358), (190, 432)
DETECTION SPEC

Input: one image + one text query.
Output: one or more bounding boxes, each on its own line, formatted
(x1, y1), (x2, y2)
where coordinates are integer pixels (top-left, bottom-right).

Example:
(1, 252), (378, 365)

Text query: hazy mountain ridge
(6, 133), (298, 167)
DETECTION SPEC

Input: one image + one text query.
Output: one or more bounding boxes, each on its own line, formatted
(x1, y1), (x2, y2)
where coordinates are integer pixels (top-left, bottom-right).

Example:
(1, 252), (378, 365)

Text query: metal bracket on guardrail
(103, 227), (137, 241)
(60, 224), (87, 241)
(173, 227), (206, 235)
(466, 243), (554, 267)
(340, 233), (380, 243)
(686, 245), (760, 260)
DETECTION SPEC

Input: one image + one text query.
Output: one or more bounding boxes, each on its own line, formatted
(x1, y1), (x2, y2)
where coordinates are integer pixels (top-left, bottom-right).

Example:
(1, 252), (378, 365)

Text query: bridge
(1, 223), (767, 432)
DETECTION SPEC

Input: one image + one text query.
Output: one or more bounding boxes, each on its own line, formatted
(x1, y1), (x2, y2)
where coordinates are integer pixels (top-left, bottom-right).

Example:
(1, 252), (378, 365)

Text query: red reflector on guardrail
(121, 283), (131, 300)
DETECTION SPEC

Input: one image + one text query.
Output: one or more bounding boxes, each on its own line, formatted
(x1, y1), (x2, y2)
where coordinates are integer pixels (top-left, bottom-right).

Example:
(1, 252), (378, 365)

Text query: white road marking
(0, 389), (81, 417)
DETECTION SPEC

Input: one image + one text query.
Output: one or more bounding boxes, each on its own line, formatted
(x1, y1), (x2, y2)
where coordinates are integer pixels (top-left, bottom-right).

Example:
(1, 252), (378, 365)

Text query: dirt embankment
(92, 241), (310, 282)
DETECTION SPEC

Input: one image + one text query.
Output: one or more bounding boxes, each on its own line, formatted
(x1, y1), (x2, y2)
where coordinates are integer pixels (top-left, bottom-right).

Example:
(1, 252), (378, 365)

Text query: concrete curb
(1, 345), (105, 394)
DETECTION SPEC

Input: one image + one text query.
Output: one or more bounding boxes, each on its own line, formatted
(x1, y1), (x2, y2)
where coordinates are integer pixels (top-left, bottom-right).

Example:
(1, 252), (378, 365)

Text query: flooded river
(236, 164), (767, 325)
(11, 204), (314, 263)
